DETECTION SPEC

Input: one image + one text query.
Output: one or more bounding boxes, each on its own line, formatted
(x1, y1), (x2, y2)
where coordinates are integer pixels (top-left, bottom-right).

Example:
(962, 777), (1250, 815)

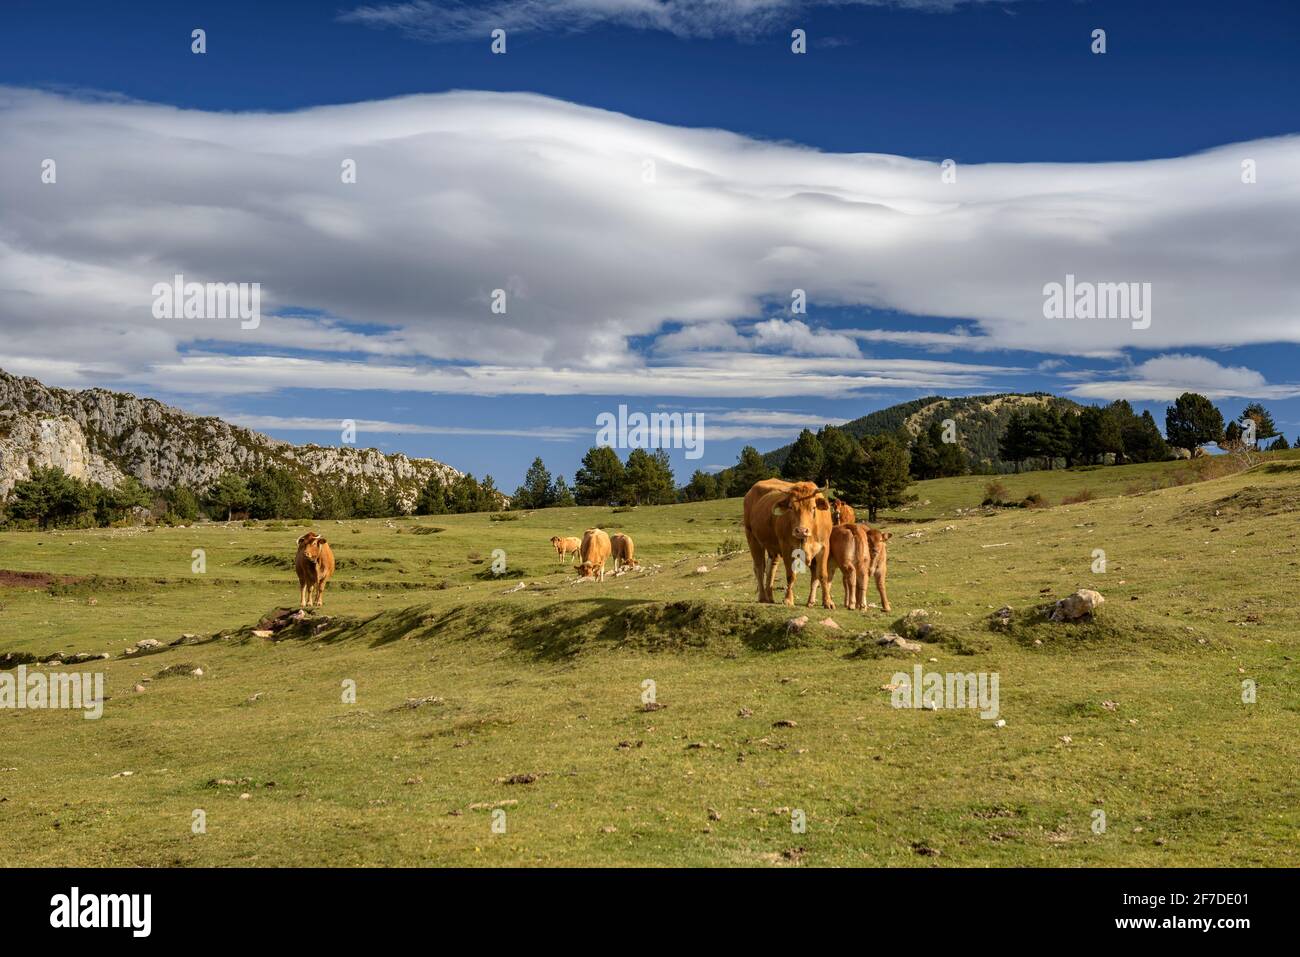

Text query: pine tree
(909, 427), (939, 480)
(1239, 402), (1279, 445)
(208, 472), (252, 521)
(781, 429), (825, 482)
(727, 446), (775, 496)
(683, 469), (720, 501)
(817, 425), (857, 487)
(1122, 411), (1168, 463)
(574, 446), (626, 505)
(1166, 393), (1224, 451)
(840, 434), (914, 523)
(415, 476), (448, 515)
(998, 411), (1034, 473)
(551, 475), (576, 507)
(512, 457), (554, 509)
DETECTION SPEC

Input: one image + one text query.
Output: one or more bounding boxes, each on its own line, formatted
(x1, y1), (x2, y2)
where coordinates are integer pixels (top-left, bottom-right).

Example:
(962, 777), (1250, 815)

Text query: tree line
(998, 395), (1288, 472)
(4, 395), (1288, 529)
(1, 464), (508, 529)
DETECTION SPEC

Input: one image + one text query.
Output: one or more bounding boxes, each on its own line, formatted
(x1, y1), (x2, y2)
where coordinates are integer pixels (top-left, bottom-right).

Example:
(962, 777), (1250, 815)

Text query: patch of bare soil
(0, 569), (84, 588)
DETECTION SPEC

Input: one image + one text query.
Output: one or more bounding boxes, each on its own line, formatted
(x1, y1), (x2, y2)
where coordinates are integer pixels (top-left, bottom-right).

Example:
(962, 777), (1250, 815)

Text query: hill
(763, 392), (1084, 473)
(0, 369), (460, 509)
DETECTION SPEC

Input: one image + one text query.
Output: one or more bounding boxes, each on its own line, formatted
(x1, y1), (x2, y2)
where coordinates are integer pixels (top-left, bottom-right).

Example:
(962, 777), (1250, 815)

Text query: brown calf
(550, 535), (582, 563)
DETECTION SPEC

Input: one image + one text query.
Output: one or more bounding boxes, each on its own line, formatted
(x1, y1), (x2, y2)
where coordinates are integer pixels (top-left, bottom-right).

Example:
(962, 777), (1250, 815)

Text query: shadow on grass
(250, 596), (816, 662)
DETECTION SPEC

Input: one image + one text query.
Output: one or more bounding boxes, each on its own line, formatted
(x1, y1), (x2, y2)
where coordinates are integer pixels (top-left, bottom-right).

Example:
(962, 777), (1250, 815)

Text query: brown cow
(577, 528), (612, 581)
(858, 524), (892, 612)
(610, 533), (637, 571)
(830, 498), (856, 526)
(550, 535), (582, 563)
(742, 479), (833, 608)
(828, 525), (861, 610)
(295, 532), (335, 608)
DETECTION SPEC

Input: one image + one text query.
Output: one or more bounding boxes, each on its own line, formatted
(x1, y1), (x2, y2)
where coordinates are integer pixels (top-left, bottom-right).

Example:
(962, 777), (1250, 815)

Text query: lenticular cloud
(1, 86), (1297, 394)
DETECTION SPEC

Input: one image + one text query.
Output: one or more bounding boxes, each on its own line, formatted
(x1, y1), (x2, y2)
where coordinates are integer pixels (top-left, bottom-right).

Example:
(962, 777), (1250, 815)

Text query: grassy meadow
(2, 452), (1298, 866)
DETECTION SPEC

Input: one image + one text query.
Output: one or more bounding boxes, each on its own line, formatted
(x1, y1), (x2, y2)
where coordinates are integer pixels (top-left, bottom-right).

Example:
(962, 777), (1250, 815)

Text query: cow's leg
(747, 530), (769, 603)
(316, 579), (327, 608)
(874, 552), (890, 612)
(840, 566), (854, 610)
(300, 583), (308, 608)
(764, 551), (781, 603)
(781, 554), (797, 607)
(819, 548), (834, 609)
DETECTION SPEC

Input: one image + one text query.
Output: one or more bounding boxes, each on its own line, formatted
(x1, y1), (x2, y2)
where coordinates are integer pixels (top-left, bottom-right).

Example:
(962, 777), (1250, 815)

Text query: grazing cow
(830, 498), (856, 526)
(859, 524), (892, 612)
(742, 479), (834, 608)
(295, 532), (335, 608)
(610, 533), (637, 571)
(550, 535), (582, 563)
(577, 528), (612, 581)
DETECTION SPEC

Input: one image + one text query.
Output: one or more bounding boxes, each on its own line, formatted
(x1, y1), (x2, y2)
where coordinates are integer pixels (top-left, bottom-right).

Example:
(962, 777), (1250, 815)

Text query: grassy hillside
(2, 452), (1297, 866)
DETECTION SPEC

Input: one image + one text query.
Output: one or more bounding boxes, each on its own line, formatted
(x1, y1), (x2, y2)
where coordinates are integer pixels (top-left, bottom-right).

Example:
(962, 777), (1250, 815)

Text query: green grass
(2, 452), (1298, 866)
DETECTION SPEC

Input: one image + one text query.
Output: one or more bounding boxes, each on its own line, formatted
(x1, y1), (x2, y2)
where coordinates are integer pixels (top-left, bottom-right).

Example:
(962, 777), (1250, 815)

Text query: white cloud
(1, 88), (1297, 401)
(225, 407), (845, 445)
(128, 352), (1015, 399)
(339, 0), (1018, 42)
(710, 408), (849, 427)
(224, 414), (588, 441)
(749, 318), (861, 357)
(1066, 354), (1298, 401)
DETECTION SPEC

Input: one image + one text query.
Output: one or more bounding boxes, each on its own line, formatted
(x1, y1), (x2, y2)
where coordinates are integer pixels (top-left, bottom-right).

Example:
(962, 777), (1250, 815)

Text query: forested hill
(763, 393), (1083, 473)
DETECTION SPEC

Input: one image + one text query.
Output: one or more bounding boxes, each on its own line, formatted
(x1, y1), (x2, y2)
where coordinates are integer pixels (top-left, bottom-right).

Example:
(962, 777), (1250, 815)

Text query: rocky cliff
(0, 369), (460, 507)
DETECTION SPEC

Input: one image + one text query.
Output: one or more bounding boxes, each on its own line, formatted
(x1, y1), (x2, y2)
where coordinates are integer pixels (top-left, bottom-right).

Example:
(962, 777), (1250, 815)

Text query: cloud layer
(340, 0), (1016, 42)
(1, 87), (1297, 401)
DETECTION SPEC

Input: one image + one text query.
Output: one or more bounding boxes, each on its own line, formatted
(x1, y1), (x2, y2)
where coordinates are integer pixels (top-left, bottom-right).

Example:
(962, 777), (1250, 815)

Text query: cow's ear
(771, 504), (787, 517)
(317, 537), (328, 545)
(815, 498), (830, 510)
(882, 531), (892, 540)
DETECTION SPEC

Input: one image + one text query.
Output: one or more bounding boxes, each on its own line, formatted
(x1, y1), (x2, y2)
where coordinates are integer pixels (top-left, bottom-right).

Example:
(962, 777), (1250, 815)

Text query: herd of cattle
(294, 479), (890, 612)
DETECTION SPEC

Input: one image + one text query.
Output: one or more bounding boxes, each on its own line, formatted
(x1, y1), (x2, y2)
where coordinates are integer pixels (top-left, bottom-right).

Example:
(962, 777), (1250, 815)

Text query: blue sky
(1, 0), (1297, 487)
